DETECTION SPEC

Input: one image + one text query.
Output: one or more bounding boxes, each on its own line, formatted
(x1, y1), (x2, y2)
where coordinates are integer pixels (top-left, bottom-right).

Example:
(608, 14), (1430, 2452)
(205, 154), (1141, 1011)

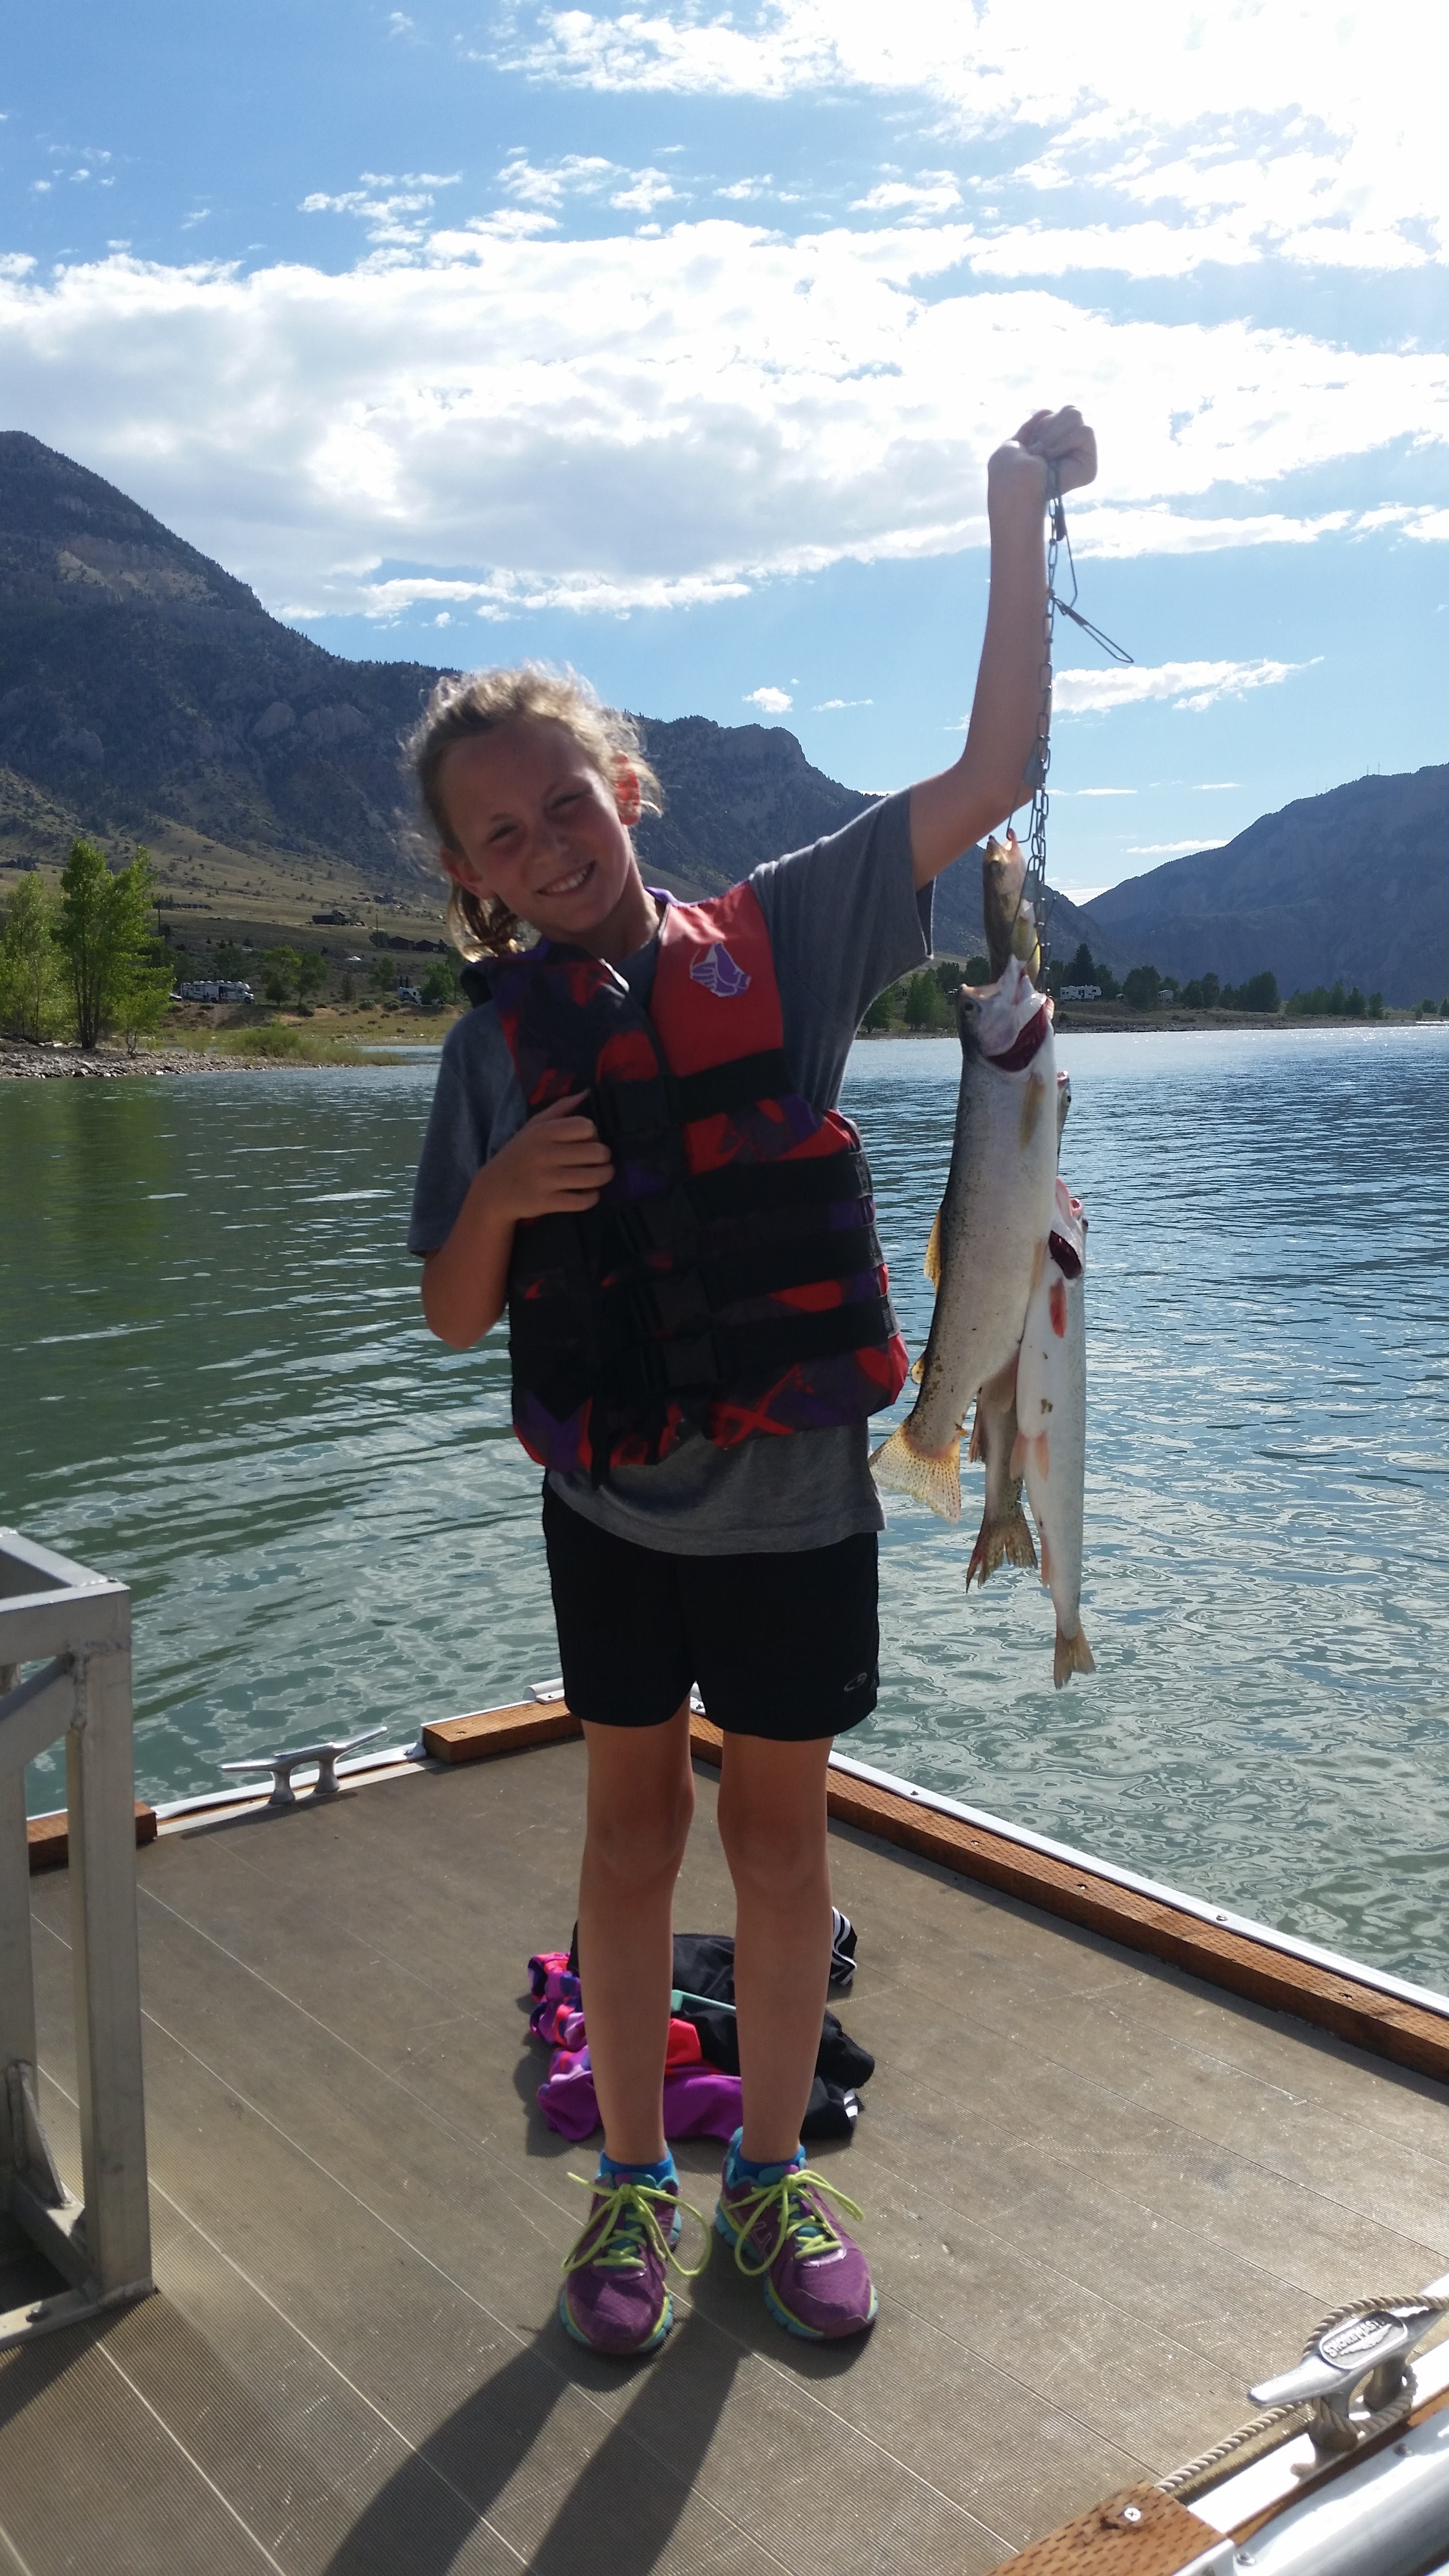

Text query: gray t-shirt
(407, 789), (932, 1555)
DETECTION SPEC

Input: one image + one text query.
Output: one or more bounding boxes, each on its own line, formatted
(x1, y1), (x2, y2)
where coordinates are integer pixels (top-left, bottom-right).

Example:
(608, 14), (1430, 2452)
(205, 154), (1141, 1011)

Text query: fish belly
(1015, 1262), (1091, 1685)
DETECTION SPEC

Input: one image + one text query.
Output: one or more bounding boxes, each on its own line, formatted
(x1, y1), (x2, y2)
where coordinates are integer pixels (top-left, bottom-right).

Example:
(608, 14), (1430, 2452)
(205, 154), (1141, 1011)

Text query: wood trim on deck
(28, 1800), (156, 1873)
(691, 1716), (1449, 2090)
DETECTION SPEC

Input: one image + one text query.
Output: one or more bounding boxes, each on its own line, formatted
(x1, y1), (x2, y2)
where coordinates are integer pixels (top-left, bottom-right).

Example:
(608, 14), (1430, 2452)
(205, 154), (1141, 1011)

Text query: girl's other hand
(483, 1091), (614, 1219)
(991, 406), (1098, 501)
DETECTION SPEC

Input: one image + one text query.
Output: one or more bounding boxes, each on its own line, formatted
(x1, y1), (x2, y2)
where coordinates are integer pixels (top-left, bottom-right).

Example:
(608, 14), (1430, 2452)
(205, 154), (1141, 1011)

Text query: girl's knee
(586, 1775), (694, 1885)
(717, 1794), (827, 1896)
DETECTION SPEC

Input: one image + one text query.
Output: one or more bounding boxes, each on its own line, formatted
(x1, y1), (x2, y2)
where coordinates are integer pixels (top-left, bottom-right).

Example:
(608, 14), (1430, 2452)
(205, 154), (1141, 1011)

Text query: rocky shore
(2, 1043), (266, 1079)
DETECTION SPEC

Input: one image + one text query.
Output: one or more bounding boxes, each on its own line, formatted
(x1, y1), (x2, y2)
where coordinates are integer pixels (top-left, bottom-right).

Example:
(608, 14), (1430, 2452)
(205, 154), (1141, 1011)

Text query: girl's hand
(481, 1090), (614, 1220)
(990, 406), (1098, 503)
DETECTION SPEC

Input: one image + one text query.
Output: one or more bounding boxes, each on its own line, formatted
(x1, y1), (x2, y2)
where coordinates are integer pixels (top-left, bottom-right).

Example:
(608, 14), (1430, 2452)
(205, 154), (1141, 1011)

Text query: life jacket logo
(690, 943), (751, 999)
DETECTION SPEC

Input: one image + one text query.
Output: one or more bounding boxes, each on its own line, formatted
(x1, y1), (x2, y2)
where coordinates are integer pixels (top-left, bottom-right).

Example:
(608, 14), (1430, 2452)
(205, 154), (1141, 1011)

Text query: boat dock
(7, 1716), (1449, 2575)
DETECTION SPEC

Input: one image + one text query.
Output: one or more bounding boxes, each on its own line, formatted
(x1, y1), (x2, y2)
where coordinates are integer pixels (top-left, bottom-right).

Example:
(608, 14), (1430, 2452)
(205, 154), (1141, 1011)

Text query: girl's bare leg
(716, 1734), (834, 2165)
(576, 1705), (694, 2166)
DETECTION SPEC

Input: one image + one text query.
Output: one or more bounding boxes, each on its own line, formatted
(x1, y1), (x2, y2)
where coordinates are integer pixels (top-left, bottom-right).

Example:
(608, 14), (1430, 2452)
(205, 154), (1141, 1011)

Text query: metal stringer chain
(1023, 468), (1133, 982)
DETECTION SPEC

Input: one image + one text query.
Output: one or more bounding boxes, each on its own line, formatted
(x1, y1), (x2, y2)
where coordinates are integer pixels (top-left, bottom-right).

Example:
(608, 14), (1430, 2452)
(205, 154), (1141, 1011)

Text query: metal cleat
(220, 1725), (386, 1809)
(1250, 2280), (1449, 2456)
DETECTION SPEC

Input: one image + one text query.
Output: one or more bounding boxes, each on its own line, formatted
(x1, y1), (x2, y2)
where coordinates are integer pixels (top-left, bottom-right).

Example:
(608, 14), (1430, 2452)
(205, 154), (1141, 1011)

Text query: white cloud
(301, 171), (462, 246)
(1193, 780), (1240, 790)
(851, 175), (961, 220)
(1061, 784), (1134, 795)
(501, 2), (1449, 275)
(813, 696), (872, 709)
(1056, 659), (1315, 716)
(1, 217), (1442, 627)
(497, 152), (684, 214)
(745, 685), (793, 713)
(1127, 839), (1228, 854)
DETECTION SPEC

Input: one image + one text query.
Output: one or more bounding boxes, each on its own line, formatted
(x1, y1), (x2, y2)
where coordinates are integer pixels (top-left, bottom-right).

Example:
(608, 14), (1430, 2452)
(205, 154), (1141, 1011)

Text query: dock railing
(0, 1528), (152, 2347)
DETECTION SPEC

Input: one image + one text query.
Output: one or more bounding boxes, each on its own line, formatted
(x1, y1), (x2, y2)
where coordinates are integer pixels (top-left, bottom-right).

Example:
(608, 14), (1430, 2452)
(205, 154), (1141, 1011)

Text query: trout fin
(869, 1422), (962, 1523)
(966, 1499), (1038, 1589)
(922, 1206), (943, 1290)
(1053, 1625), (1096, 1690)
(967, 1399), (985, 1464)
(909, 1353), (925, 1384)
(1009, 1431), (1026, 1478)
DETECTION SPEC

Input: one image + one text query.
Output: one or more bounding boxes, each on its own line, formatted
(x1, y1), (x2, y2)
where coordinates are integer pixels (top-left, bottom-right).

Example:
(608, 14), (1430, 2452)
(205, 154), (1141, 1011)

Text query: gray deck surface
(4, 1739), (1449, 2576)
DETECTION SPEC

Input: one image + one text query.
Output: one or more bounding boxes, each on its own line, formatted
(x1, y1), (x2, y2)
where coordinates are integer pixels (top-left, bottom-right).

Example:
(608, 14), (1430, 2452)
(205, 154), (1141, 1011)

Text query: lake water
(4, 1026), (1448, 1986)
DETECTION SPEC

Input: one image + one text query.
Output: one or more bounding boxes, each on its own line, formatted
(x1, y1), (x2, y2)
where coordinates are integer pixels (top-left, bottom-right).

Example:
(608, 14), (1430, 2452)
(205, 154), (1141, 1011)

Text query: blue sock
(597, 2148), (676, 2189)
(724, 2127), (804, 2187)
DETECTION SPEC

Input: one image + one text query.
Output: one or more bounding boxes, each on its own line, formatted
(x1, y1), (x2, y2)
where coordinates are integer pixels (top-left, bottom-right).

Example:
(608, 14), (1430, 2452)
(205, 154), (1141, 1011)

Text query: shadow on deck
(3, 1738), (1449, 2575)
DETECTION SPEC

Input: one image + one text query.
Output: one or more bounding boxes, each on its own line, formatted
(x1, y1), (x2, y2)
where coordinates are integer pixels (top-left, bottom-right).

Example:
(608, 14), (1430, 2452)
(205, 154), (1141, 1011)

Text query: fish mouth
(1048, 1229), (1084, 1281)
(985, 1001), (1052, 1074)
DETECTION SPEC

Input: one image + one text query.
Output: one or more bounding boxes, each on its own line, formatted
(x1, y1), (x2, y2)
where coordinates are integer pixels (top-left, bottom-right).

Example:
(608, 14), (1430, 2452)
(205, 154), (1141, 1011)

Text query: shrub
(211, 1025), (395, 1065)
(1237, 971), (1279, 1014)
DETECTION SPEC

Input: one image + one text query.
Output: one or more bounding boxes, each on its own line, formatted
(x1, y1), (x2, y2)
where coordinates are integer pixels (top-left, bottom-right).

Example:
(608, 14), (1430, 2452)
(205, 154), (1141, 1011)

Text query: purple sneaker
(715, 2143), (877, 2340)
(559, 2173), (708, 2357)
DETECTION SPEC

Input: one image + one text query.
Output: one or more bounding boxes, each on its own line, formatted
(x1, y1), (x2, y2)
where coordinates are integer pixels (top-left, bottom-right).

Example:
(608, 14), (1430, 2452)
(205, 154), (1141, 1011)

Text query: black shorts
(542, 1485), (879, 1741)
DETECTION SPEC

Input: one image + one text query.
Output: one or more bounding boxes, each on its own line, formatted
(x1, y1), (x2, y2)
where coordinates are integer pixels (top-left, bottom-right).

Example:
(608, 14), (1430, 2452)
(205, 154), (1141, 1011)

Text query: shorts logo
(842, 1670), (870, 1693)
(690, 943), (751, 999)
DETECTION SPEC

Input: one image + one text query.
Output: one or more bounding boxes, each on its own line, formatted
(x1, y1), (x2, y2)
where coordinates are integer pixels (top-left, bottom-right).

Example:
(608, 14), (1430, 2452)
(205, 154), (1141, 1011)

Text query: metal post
(0, 1530), (153, 2346)
(66, 1630), (151, 2302)
(0, 1668), (38, 2190)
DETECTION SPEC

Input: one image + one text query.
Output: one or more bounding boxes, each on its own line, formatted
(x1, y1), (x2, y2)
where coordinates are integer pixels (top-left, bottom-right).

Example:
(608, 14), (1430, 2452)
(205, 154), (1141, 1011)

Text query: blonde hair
(405, 662), (663, 959)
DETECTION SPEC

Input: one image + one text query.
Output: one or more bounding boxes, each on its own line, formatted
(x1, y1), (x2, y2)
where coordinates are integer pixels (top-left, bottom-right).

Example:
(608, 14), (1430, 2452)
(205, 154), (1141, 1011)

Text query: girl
(408, 405), (1097, 2357)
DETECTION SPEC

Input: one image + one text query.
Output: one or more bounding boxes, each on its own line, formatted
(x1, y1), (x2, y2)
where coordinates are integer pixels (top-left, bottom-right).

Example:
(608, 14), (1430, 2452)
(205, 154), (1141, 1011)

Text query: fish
(965, 1354), (1037, 1585)
(870, 956), (1059, 1521)
(1013, 1176), (1094, 1687)
(982, 831), (1043, 986)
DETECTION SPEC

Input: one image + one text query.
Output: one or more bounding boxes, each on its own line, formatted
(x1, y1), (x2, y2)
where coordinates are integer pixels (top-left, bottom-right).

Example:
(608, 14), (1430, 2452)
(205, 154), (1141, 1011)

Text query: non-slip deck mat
(6, 1739), (1449, 2575)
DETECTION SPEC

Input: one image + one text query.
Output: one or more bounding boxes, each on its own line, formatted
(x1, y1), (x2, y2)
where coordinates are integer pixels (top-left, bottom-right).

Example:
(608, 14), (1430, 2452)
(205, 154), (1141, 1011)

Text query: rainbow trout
(963, 1073), (1071, 1586)
(1014, 1177), (1094, 1686)
(870, 956), (1058, 1521)
(982, 830), (1042, 984)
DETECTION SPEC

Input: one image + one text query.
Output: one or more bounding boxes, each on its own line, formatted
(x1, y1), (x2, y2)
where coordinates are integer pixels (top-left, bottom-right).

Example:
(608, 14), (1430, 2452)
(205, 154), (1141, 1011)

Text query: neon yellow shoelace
(724, 2167), (864, 2279)
(561, 2175), (710, 2281)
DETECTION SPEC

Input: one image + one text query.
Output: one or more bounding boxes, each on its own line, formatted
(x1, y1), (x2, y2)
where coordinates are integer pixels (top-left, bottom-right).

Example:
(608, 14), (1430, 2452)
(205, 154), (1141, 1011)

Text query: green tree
(294, 950), (328, 1005)
(1122, 964), (1163, 1011)
(54, 840), (160, 1050)
(902, 970), (949, 1030)
(419, 958), (457, 1008)
(339, 971), (356, 1004)
(367, 954), (396, 997)
(859, 987), (893, 1032)
(262, 945), (302, 1005)
(214, 941), (250, 979)
(0, 870), (66, 1042)
(1237, 970), (1279, 1014)
(115, 932), (175, 1055)
(963, 954), (992, 985)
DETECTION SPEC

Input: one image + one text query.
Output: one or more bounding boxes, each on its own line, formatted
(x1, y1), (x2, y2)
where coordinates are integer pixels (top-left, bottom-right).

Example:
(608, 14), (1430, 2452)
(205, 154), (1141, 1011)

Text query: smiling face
(436, 716), (656, 958)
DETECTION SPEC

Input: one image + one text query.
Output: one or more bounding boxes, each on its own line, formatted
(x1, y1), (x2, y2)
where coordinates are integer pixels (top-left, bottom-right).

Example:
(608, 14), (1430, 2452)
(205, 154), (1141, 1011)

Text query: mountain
(1082, 766), (1449, 1004)
(0, 429), (1102, 961)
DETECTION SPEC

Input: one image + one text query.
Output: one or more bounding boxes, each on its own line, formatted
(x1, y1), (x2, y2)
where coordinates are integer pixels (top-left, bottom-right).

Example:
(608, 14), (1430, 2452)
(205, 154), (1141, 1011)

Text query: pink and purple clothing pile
(527, 1951), (744, 2144)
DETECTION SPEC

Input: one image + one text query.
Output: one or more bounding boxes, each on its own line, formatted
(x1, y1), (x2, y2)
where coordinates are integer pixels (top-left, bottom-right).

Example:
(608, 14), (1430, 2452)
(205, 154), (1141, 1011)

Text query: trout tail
(1053, 1624), (1096, 1690)
(966, 1499), (1037, 1589)
(869, 1421), (962, 1523)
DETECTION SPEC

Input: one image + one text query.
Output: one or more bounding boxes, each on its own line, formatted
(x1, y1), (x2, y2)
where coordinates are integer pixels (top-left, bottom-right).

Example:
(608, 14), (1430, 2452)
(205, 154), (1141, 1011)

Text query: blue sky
(2, 0), (1446, 897)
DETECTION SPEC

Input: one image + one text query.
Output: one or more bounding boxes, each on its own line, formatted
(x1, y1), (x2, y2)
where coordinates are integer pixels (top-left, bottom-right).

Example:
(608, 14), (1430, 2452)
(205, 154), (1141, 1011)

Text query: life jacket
(482, 881), (909, 1481)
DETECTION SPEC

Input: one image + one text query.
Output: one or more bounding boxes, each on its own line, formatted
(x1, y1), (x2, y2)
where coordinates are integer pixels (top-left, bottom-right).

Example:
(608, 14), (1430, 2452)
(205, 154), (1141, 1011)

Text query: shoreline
(859, 1009), (1442, 1039)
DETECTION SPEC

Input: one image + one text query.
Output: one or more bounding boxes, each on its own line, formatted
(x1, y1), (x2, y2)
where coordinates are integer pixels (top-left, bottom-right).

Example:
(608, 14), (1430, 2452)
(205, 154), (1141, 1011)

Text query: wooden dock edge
(28, 1800), (156, 1874)
(422, 1700), (583, 1763)
(690, 1717), (1449, 2090)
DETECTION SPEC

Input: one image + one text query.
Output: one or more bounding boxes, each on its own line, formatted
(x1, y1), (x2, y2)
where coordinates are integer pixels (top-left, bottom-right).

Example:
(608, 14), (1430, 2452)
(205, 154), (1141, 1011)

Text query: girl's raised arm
(908, 406), (1097, 890)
